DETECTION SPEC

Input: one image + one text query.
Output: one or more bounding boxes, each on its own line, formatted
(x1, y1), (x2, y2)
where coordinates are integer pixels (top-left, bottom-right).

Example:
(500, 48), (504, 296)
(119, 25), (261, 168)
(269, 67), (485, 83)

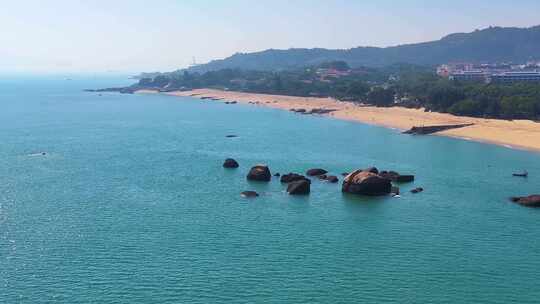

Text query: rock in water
(510, 195), (540, 207)
(223, 158), (239, 168)
(247, 164), (271, 182)
(287, 179), (311, 195)
(280, 173), (308, 183)
(326, 175), (339, 183)
(306, 168), (328, 176)
(411, 187), (424, 194)
(274, 173), (281, 177)
(379, 171), (415, 183)
(241, 191), (259, 198)
(342, 170), (392, 196)
(396, 175), (415, 183)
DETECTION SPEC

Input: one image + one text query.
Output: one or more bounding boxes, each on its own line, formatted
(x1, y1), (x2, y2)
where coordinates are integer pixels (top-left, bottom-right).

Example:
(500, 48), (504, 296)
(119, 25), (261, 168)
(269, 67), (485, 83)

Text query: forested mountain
(188, 25), (540, 72)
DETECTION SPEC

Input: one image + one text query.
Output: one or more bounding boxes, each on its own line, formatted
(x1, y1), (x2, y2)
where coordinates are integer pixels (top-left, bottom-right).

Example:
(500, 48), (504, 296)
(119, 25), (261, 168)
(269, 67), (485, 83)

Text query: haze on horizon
(1, 0), (539, 74)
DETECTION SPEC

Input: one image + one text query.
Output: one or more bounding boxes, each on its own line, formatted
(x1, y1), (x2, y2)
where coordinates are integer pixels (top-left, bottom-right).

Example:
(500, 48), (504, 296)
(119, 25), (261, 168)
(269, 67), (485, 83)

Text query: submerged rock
(306, 168), (328, 176)
(241, 191), (259, 198)
(287, 179), (311, 195)
(342, 170), (392, 196)
(225, 135), (238, 138)
(411, 187), (424, 194)
(247, 164), (271, 182)
(274, 173), (281, 177)
(223, 158), (239, 168)
(510, 195), (540, 207)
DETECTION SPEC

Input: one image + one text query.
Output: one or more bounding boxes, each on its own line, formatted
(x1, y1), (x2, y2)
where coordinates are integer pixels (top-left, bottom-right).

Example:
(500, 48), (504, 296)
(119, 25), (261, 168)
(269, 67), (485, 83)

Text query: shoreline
(136, 89), (540, 153)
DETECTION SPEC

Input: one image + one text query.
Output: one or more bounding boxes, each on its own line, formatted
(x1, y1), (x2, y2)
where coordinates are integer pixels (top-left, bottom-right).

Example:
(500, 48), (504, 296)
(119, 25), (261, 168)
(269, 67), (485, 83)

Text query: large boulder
(281, 173), (308, 183)
(247, 164), (271, 182)
(510, 195), (540, 207)
(223, 158), (239, 168)
(287, 179), (311, 195)
(342, 170), (392, 196)
(306, 168), (328, 176)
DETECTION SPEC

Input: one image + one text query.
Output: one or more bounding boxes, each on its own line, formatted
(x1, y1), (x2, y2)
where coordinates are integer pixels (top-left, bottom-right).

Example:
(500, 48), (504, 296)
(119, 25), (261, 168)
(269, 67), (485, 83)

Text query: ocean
(1, 75), (540, 303)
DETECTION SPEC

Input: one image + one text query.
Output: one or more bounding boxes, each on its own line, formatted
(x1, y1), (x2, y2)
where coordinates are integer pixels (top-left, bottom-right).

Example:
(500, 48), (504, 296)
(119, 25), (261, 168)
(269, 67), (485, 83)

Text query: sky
(1, 0), (539, 74)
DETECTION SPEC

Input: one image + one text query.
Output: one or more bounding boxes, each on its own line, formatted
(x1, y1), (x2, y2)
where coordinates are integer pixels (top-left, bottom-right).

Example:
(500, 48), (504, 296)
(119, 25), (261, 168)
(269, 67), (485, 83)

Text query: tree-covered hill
(188, 25), (540, 72)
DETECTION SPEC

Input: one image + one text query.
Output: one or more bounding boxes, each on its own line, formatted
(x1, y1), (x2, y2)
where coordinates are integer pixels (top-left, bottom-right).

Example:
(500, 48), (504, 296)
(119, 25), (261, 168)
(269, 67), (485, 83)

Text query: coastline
(136, 89), (540, 153)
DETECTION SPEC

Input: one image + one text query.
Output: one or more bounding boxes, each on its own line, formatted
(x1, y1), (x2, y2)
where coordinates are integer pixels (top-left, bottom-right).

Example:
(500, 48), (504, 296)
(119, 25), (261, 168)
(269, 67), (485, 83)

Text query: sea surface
(1, 75), (540, 303)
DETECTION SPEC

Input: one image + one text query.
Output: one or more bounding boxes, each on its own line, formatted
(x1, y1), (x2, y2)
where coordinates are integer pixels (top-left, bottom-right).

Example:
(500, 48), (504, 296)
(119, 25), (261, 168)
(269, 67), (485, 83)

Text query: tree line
(135, 62), (540, 120)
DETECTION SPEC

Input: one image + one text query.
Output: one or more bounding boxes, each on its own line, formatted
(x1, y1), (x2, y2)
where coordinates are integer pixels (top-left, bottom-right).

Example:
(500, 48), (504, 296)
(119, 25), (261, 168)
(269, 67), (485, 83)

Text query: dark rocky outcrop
(291, 108), (306, 113)
(274, 173), (281, 177)
(287, 179), (311, 195)
(403, 123), (474, 135)
(225, 135), (238, 138)
(281, 173), (308, 183)
(307, 108), (337, 115)
(223, 158), (239, 168)
(241, 191), (259, 198)
(247, 165), (271, 182)
(342, 170), (392, 196)
(411, 187), (424, 194)
(510, 195), (540, 207)
(306, 168), (328, 176)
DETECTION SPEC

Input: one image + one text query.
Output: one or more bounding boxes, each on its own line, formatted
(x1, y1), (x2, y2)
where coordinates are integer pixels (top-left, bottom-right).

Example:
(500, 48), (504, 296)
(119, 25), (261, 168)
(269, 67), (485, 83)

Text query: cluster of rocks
(200, 96), (222, 101)
(224, 101), (237, 105)
(223, 158), (423, 199)
(341, 167), (417, 196)
(290, 108), (337, 115)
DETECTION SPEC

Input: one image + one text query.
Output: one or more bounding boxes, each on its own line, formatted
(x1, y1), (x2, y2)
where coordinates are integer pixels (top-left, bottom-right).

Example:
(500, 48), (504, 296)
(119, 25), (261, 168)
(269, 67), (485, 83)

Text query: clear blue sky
(1, 0), (539, 73)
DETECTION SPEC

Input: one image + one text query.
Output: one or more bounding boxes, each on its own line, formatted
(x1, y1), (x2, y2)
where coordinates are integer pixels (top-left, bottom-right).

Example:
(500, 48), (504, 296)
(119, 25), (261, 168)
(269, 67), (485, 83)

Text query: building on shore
(449, 70), (489, 82)
(438, 62), (540, 84)
(490, 71), (540, 84)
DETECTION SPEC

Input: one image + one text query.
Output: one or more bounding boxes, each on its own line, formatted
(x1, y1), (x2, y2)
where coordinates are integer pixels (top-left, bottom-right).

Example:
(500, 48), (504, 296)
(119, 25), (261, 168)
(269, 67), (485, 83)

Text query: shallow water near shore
(1, 76), (540, 303)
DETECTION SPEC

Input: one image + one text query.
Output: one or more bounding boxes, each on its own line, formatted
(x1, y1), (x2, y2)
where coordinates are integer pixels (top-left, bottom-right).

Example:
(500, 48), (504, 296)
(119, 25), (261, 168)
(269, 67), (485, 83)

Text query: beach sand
(137, 89), (540, 152)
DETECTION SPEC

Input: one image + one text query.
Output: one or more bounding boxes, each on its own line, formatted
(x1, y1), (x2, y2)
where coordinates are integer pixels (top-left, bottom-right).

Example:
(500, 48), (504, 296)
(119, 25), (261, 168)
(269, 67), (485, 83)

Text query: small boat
(512, 170), (528, 177)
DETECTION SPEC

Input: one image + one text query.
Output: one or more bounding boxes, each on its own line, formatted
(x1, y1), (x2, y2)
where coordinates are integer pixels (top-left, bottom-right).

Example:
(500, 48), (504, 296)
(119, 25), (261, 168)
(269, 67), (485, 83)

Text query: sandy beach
(137, 89), (540, 152)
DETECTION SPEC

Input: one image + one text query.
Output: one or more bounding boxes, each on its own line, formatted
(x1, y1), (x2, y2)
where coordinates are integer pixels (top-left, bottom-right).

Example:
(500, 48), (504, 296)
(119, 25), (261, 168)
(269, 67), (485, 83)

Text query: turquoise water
(1, 76), (540, 303)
